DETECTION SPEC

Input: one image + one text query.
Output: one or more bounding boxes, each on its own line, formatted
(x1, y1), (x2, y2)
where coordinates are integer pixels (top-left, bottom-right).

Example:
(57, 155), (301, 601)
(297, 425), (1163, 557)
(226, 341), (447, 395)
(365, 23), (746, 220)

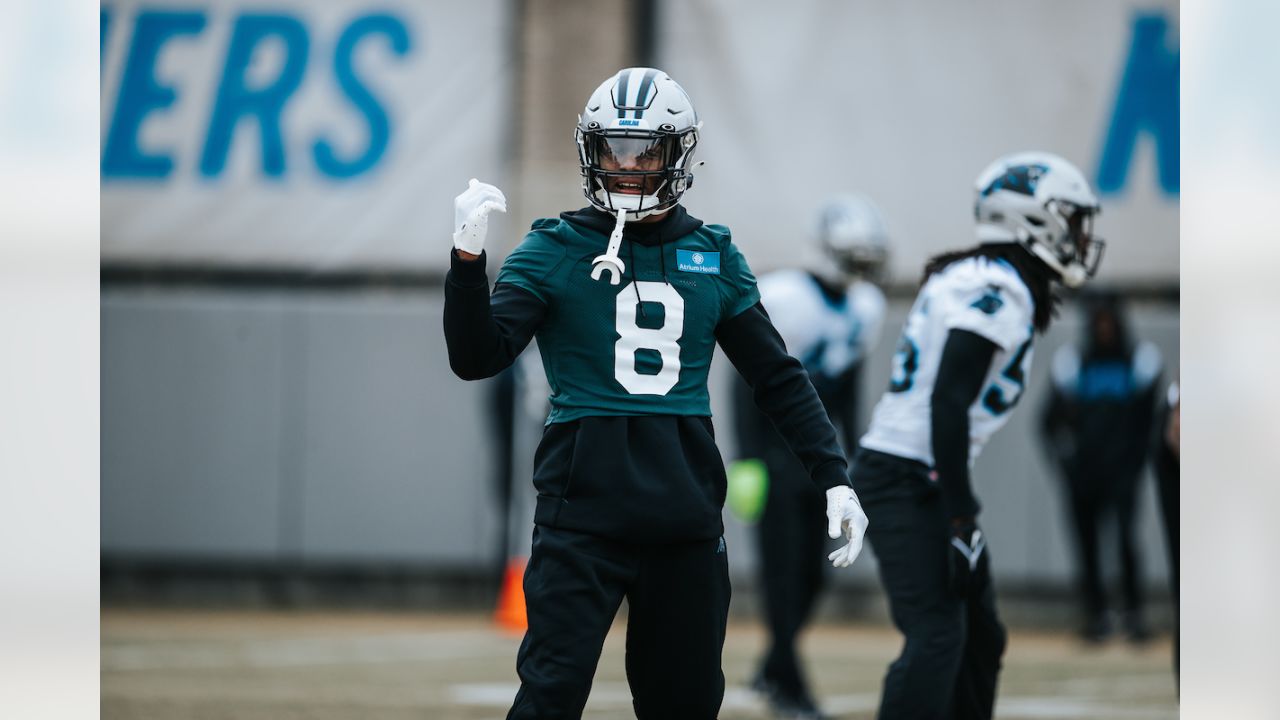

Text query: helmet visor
(582, 131), (683, 199)
(594, 135), (673, 170)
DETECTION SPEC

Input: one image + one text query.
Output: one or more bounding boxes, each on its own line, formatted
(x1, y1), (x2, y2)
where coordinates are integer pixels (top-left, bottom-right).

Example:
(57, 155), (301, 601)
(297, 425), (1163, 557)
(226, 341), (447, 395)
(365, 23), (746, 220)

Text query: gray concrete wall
(102, 289), (497, 568)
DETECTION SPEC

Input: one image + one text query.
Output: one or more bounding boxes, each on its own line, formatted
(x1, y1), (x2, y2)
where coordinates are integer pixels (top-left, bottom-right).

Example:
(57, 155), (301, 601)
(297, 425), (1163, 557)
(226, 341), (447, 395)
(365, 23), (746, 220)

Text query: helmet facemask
(576, 125), (699, 220)
(1026, 199), (1105, 288)
(830, 244), (890, 283)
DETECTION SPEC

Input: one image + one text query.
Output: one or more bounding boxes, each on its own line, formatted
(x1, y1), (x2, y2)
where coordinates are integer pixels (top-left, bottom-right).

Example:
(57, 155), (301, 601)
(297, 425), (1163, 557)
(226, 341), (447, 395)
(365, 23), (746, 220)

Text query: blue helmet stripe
(615, 70), (630, 119)
(634, 69), (658, 119)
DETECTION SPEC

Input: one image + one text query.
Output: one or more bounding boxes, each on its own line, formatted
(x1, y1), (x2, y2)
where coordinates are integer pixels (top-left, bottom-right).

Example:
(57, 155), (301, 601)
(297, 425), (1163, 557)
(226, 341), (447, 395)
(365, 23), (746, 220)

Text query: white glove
(826, 485), (869, 568)
(453, 178), (507, 255)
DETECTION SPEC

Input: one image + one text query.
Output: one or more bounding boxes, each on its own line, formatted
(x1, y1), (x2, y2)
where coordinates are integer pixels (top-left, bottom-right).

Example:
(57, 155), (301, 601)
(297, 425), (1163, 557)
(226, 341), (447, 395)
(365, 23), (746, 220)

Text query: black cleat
(1080, 612), (1114, 644)
(1124, 611), (1153, 644)
(749, 671), (777, 697)
(750, 672), (829, 720)
(768, 692), (830, 720)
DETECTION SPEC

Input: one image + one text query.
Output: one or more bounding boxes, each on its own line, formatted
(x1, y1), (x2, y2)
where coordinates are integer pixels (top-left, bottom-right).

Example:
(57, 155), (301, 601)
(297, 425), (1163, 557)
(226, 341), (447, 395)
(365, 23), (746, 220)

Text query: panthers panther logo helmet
(974, 152), (1105, 287)
(575, 68), (702, 220)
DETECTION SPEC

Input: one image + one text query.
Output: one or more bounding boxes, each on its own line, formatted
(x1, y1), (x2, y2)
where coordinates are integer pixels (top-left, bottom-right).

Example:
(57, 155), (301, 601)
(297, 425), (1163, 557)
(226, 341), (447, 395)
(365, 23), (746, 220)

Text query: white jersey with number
(860, 256), (1036, 467)
(758, 269), (886, 379)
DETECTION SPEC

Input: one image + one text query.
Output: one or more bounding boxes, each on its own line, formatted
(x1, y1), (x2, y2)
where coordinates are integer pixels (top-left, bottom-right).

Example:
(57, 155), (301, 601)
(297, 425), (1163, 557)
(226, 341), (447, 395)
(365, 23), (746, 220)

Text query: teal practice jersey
(496, 214), (760, 424)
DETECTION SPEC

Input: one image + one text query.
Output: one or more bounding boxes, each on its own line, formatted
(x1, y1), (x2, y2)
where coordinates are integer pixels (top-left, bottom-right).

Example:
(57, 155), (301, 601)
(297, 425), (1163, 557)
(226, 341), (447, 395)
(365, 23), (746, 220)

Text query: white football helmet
(814, 194), (890, 285)
(575, 68), (701, 220)
(974, 152), (1104, 288)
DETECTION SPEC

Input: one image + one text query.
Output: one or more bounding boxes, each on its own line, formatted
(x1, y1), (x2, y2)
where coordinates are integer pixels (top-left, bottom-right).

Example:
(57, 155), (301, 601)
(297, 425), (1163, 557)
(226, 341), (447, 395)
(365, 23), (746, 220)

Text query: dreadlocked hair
(922, 243), (1058, 332)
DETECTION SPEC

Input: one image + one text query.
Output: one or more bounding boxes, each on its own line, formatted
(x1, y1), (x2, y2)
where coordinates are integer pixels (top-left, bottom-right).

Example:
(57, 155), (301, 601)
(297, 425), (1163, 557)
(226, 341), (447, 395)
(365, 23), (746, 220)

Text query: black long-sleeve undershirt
(717, 303), (850, 491)
(931, 328), (999, 521)
(443, 250), (546, 381)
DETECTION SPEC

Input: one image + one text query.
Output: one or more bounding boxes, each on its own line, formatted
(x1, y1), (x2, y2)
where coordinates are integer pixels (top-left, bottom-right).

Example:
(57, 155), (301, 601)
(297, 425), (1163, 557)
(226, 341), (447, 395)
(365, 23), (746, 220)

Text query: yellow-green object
(725, 459), (769, 523)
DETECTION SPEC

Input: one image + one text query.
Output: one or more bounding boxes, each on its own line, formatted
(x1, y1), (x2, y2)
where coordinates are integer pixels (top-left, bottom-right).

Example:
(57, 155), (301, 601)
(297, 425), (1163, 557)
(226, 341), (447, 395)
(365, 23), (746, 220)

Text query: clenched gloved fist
(826, 485), (869, 568)
(453, 178), (507, 256)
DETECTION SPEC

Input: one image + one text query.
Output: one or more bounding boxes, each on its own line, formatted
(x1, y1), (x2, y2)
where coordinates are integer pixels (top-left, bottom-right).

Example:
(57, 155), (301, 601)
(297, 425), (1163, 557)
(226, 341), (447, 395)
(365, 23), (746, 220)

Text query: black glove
(948, 521), (988, 598)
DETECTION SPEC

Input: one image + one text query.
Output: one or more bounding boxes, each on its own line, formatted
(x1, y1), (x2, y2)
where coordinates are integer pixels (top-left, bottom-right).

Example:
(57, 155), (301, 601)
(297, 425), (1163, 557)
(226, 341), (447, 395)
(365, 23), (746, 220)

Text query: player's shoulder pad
(948, 256), (1033, 315)
(525, 217), (576, 245)
(850, 279), (887, 312)
(699, 222), (733, 250)
(758, 268), (811, 307)
(702, 224), (761, 315)
(1132, 341), (1163, 388)
(699, 223), (752, 278)
(933, 257), (1034, 351)
(518, 218), (575, 252)
(759, 267), (808, 292)
(1051, 343), (1081, 391)
(496, 219), (572, 298)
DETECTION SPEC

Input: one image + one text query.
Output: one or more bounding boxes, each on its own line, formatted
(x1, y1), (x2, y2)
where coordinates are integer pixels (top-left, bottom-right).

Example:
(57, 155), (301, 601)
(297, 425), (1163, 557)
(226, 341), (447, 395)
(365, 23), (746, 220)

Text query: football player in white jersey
(733, 195), (888, 719)
(852, 152), (1104, 720)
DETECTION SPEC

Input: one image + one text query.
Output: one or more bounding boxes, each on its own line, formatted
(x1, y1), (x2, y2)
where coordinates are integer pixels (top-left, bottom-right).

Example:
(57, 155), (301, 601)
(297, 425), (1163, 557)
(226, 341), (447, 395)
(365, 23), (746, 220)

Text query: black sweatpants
(507, 525), (732, 720)
(755, 458), (828, 696)
(852, 448), (1007, 720)
(1064, 470), (1145, 620)
(1154, 436), (1179, 681)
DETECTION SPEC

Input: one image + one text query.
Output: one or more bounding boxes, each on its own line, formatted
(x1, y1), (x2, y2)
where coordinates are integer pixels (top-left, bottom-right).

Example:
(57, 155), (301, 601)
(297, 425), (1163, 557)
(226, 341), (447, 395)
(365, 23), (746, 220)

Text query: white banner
(661, 0), (1179, 284)
(101, 0), (512, 270)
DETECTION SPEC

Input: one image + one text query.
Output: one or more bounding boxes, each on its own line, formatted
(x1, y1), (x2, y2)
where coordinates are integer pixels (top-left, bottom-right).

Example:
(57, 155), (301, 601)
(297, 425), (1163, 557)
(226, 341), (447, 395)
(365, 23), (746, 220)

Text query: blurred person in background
(730, 195), (888, 719)
(1153, 378), (1179, 680)
(851, 153), (1105, 720)
(1039, 294), (1163, 643)
(443, 67), (869, 720)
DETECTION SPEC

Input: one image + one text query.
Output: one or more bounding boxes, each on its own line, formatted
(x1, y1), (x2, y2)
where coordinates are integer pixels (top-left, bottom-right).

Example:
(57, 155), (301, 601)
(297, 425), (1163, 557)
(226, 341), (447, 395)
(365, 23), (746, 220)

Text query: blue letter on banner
(201, 14), (310, 178)
(1096, 14), (1179, 196)
(101, 11), (207, 178)
(314, 14), (412, 179)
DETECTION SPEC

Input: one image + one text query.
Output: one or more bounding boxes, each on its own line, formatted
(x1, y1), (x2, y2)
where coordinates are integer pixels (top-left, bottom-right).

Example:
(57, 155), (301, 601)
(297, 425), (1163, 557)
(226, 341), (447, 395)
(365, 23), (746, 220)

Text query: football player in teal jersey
(443, 68), (869, 720)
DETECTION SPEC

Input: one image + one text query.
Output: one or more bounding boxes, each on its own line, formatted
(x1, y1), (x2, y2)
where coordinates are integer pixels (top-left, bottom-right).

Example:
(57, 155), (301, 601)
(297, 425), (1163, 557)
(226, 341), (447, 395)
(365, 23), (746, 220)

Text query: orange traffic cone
(494, 556), (529, 633)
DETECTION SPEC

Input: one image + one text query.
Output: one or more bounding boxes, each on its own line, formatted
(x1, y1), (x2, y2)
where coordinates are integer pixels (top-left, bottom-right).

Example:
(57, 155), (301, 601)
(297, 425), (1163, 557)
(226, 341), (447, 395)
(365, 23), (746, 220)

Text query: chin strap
(591, 208), (628, 284)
